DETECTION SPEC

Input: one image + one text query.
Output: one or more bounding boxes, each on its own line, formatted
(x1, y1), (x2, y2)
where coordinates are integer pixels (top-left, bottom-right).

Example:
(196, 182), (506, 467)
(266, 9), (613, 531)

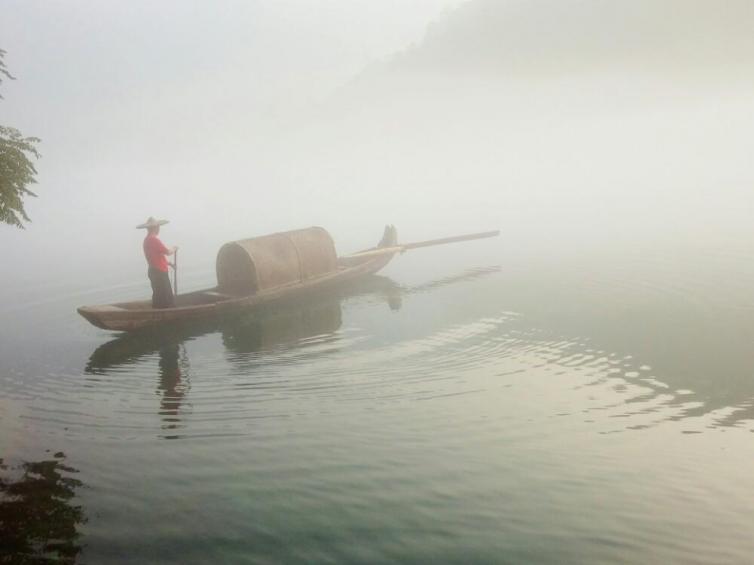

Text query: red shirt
(144, 233), (170, 272)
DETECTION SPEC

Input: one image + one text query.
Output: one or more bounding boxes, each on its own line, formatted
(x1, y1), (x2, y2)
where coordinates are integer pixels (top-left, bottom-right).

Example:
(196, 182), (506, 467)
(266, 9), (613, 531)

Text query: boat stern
(77, 305), (150, 332)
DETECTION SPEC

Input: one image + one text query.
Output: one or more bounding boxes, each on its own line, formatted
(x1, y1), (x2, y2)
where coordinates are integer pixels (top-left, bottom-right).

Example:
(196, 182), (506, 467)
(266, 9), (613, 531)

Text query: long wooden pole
(173, 249), (178, 296)
(344, 230), (500, 260)
(402, 230), (500, 251)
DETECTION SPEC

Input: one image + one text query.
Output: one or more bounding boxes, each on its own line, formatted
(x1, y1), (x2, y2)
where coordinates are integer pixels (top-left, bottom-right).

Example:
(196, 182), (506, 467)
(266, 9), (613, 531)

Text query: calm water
(2, 236), (754, 564)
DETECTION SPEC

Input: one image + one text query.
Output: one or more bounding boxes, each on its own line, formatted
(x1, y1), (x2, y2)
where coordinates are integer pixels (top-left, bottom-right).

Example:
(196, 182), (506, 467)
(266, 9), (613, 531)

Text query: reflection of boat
(86, 331), (192, 438)
(85, 327), (198, 374)
(85, 280), (378, 373)
(77, 226), (499, 332)
(84, 264), (502, 372)
(84, 264), (501, 439)
(222, 301), (342, 354)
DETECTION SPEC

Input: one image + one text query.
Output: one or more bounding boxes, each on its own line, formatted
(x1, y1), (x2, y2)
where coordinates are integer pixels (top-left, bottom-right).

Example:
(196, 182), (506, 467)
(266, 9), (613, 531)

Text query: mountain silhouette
(378, 0), (754, 77)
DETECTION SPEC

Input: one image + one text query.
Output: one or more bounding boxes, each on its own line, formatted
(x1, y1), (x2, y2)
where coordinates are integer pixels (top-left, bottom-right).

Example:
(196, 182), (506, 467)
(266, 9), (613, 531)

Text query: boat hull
(78, 252), (394, 332)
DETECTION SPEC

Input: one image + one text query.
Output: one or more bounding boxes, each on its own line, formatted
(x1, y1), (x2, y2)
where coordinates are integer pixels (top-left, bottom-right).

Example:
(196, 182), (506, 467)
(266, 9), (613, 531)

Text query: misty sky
(1, 0), (463, 281)
(2, 1), (753, 296)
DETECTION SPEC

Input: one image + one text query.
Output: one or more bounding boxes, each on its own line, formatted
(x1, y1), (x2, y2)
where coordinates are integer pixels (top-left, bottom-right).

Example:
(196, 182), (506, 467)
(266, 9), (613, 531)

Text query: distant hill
(380, 0), (754, 77)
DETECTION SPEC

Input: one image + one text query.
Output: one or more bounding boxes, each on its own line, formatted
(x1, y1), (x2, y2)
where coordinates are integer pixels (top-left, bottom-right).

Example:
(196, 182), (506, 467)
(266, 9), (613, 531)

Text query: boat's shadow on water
(85, 266), (502, 372)
(84, 262), (754, 433)
(85, 274), (397, 373)
(84, 267), (502, 438)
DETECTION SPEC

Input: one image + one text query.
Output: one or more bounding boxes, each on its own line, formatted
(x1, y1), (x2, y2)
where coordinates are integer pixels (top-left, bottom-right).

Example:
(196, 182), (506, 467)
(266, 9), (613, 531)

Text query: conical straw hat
(136, 217), (169, 229)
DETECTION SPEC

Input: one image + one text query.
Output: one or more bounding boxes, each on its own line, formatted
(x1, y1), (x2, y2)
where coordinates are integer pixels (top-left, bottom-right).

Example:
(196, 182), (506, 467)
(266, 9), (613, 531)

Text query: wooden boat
(78, 226), (499, 332)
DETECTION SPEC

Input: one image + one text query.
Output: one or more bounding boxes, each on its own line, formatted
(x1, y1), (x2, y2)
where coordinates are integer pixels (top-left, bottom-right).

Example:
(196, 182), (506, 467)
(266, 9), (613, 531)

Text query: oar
(344, 230), (500, 260)
(172, 248), (178, 296)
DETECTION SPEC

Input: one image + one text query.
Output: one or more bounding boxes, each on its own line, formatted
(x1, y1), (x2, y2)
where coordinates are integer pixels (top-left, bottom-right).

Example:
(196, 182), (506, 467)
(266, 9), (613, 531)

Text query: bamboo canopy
(216, 227), (337, 294)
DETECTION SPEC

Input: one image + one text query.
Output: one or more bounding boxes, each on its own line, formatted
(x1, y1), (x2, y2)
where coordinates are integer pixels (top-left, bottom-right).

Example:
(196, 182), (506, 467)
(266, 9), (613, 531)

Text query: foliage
(0, 126), (40, 228)
(0, 454), (86, 564)
(0, 48), (40, 229)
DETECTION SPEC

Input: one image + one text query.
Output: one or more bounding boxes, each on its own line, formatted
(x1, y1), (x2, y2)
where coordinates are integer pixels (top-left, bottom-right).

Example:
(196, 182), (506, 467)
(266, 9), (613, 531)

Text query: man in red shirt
(137, 217), (178, 308)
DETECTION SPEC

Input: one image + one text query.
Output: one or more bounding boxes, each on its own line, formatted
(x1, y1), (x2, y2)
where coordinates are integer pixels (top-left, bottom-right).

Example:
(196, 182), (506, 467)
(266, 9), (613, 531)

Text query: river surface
(1, 234), (754, 564)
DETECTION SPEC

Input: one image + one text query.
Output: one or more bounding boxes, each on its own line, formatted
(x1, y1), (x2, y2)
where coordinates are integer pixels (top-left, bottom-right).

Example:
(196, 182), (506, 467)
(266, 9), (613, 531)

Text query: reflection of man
(158, 344), (183, 429)
(387, 292), (402, 311)
(136, 217), (177, 309)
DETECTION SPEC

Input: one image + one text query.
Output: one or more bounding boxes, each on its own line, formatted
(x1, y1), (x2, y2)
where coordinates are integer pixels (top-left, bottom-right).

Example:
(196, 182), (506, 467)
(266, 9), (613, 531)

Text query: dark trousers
(148, 267), (175, 309)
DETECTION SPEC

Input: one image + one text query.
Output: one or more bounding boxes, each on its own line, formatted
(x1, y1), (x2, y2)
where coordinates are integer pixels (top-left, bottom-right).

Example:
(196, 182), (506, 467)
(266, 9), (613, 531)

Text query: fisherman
(137, 217), (178, 308)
